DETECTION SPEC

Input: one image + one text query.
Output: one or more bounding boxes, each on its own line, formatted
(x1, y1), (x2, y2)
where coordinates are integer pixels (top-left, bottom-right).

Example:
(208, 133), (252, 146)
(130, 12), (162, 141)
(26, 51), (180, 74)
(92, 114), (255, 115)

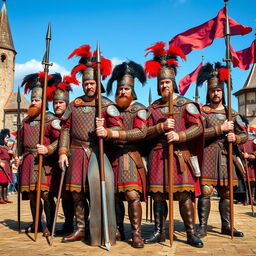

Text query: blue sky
(4, 0), (256, 110)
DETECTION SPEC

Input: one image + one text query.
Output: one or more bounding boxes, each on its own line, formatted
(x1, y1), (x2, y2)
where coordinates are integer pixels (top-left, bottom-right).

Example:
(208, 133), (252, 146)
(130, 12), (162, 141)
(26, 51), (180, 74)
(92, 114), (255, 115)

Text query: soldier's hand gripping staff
(18, 72), (62, 238)
(96, 60), (148, 248)
(143, 42), (204, 248)
(196, 62), (247, 239)
(58, 44), (117, 248)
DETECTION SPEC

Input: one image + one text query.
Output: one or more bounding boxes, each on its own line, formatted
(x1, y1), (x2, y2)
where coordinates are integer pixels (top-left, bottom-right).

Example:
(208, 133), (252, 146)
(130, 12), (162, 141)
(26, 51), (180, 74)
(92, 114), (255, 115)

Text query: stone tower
(0, 1), (16, 129)
(234, 64), (256, 124)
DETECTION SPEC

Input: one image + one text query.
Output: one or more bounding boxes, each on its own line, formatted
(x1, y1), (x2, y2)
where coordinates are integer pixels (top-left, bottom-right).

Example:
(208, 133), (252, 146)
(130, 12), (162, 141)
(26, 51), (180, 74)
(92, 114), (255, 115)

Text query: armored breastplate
(23, 121), (40, 149)
(71, 106), (97, 143)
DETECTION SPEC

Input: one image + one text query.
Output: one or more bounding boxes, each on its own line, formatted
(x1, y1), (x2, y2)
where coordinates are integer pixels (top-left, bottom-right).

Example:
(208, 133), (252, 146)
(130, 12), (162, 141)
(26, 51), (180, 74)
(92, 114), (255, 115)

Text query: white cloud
(111, 57), (124, 67)
(14, 59), (69, 87)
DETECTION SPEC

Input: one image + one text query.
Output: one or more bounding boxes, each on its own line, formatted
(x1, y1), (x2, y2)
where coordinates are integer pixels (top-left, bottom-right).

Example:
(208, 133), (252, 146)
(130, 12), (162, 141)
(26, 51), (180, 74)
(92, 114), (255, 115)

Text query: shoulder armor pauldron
(137, 109), (148, 120)
(129, 102), (146, 113)
(151, 98), (162, 108)
(186, 103), (200, 115)
(45, 112), (55, 123)
(51, 119), (61, 130)
(107, 104), (120, 117)
(235, 115), (246, 129)
(175, 96), (191, 107)
(61, 105), (72, 120)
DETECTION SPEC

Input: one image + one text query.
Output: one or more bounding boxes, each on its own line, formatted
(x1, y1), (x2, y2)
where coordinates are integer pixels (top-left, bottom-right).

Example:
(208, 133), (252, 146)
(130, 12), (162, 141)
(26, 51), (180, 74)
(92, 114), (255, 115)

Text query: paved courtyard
(0, 194), (256, 256)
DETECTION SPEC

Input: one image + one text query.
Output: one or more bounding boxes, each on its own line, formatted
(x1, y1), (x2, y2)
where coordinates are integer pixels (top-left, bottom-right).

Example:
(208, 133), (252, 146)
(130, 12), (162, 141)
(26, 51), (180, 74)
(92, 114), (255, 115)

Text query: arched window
(1, 54), (6, 63)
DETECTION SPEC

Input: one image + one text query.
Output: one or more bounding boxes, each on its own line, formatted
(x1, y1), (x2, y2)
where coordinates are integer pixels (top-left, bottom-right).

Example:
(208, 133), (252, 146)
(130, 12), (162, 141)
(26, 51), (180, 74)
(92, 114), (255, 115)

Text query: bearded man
(196, 62), (247, 238)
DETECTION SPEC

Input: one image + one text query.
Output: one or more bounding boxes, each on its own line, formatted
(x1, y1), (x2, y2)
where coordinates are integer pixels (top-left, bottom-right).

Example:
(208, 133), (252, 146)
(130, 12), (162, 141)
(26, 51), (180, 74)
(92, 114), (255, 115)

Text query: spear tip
(96, 41), (101, 63)
(46, 23), (51, 40)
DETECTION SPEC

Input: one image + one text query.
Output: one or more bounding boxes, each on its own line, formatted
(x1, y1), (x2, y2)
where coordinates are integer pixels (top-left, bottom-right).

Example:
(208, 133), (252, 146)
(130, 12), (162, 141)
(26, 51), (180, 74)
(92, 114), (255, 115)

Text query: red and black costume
(144, 41), (204, 248)
(196, 62), (247, 238)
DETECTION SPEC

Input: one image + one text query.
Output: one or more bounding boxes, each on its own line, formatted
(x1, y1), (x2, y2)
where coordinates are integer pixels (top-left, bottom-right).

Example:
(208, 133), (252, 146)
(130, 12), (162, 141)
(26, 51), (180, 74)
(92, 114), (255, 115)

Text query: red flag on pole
(179, 62), (203, 96)
(169, 7), (252, 55)
(230, 40), (256, 70)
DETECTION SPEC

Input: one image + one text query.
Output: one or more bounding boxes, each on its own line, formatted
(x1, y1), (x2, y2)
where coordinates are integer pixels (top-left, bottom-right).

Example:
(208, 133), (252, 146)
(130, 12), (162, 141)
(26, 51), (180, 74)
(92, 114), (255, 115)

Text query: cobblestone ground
(0, 194), (256, 256)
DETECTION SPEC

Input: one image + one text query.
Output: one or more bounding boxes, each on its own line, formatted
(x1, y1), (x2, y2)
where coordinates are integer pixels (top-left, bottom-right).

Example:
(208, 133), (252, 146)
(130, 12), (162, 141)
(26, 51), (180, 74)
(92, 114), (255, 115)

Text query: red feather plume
(68, 44), (92, 59)
(70, 64), (87, 85)
(24, 81), (31, 95)
(145, 41), (166, 57)
(167, 59), (178, 67)
(144, 60), (161, 78)
(219, 67), (229, 83)
(46, 86), (56, 101)
(101, 57), (112, 79)
(167, 46), (186, 61)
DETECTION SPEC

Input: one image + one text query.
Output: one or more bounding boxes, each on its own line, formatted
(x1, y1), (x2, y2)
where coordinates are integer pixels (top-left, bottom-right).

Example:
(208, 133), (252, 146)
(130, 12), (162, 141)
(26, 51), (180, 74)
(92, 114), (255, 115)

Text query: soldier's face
(159, 79), (173, 99)
(117, 85), (132, 98)
(209, 88), (223, 104)
(53, 100), (66, 117)
(31, 97), (42, 109)
(83, 79), (97, 98)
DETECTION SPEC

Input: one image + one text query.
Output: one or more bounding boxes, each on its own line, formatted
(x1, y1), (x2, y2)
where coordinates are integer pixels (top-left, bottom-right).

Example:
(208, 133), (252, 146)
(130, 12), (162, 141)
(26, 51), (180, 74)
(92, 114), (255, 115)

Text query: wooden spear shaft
(224, 0), (234, 239)
(168, 90), (174, 246)
(34, 24), (52, 241)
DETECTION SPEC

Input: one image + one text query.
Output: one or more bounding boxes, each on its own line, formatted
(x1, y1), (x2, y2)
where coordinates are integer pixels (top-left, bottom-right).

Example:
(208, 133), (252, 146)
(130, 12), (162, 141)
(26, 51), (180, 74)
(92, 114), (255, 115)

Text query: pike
(168, 90), (174, 246)
(96, 42), (111, 251)
(49, 165), (67, 246)
(16, 86), (22, 231)
(224, 0), (234, 239)
(34, 23), (52, 241)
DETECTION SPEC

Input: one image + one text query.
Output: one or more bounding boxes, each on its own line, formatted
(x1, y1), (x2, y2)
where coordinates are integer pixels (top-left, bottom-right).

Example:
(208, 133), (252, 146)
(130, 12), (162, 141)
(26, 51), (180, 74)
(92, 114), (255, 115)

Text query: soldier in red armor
(19, 72), (62, 236)
(143, 42), (204, 248)
(58, 44), (116, 243)
(196, 62), (247, 238)
(0, 129), (13, 204)
(96, 60), (148, 248)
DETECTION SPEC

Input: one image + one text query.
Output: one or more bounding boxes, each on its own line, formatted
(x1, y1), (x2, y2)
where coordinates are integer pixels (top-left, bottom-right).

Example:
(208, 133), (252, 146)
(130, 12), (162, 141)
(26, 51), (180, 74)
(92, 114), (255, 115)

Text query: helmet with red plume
(144, 41), (186, 95)
(21, 72), (53, 100)
(47, 73), (73, 104)
(68, 44), (112, 93)
(106, 60), (146, 100)
(196, 62), (229, 104)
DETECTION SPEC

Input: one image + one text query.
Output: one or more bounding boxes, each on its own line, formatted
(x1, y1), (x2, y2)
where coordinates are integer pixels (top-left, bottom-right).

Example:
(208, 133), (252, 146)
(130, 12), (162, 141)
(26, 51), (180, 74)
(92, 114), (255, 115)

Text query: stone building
(234, 64), (256, 125)
(0, 1), (29, 132)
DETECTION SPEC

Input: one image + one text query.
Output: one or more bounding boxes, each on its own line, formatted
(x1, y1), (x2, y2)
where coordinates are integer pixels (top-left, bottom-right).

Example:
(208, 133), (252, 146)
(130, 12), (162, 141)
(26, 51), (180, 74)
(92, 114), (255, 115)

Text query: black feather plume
(196, 63), (213, 87)
(127, 61), (146, 85)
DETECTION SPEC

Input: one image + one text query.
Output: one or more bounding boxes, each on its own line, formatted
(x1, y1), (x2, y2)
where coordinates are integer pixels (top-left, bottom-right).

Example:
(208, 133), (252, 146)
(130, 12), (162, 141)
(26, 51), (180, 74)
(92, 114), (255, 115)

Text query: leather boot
(20, 199), (43, 233)
(56, 195), (74, 235)
(115, 200), (125, 241)
(219, 198), (244, 237)
(144, 200), (167, 244)
(179, 199), (204, 248)
(197, 196), (210, 238)
(128, 200), (144, 248)
(0, 185), (7, 204)
(62, 198), (86, 243)
(42, 193), (55, 237)
(3, 185), (12, 203)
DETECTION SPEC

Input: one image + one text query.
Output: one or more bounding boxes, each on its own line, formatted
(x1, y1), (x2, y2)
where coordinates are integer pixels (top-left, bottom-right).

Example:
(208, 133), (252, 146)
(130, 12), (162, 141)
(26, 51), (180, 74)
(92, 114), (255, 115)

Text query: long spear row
(34, 23), (52, 241)
(223, 0), (234, 239)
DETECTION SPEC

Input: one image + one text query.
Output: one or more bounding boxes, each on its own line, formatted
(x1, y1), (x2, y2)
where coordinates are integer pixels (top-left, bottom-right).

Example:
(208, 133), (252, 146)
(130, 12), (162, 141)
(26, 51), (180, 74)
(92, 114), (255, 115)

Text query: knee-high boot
(62, 193), (86, 243)
(3, 185), (12, 203)
(115, 200), (125, 241)
(179, 199), (204, 248)
(144, 200), (167, 244)
(219, 198), (244, 237)
(42, 194), (56, 236)
(0, 185), (7, 204)
(128, 200), (144, 248)
(197, 196), (211, 238)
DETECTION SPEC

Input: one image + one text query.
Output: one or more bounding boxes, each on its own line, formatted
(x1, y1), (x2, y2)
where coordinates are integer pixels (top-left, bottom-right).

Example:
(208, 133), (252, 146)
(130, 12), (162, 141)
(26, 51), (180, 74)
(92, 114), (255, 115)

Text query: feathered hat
(0, 129), (10, 146)
(144, 41), (186, 95)
(196, 62), (229, 104)
(46, 73), (73, 104)
(106, 60), (146, 100)
(21, 72), (53, 99)
(68, 44), (112, 93)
